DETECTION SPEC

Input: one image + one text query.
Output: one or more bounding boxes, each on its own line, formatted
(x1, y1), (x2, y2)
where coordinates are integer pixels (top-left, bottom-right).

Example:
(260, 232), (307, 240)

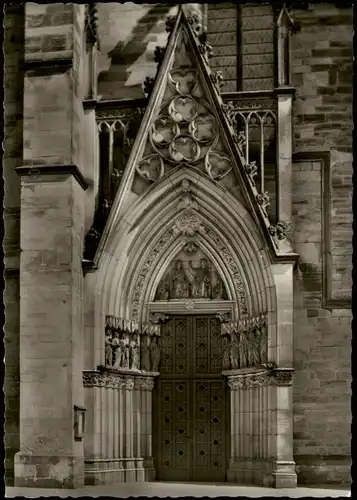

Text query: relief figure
(150, 335), (161, 372)
(111, 331), (122, 369)
(105, 330), (113, 367)
(140, 335), (151, 371)
(230, 334), (240, 369)
(172, 260), (190, 298)
(129, 337), (140, 370)
(222, 335), (231, 370)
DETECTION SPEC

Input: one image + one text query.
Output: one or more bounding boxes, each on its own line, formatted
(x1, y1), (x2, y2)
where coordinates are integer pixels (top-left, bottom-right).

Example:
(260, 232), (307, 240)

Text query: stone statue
(222, 335), (231, 370)
(230, 334), (240, 369)
(140, 335), (151, 371)
(122, 336), (130, 369)
(250, 326), (261, 366)
(187, 258), (211, 298)
(156, 281), (170, 300)
(150, 335), (161, 372)
(238, 329), (249, 368)
(129, 337), (140, 370)
(111, 331), (122, 369)
(105, 330), (113, 367)
(214, 276), (224, 299)
(172, 260), (189, 298)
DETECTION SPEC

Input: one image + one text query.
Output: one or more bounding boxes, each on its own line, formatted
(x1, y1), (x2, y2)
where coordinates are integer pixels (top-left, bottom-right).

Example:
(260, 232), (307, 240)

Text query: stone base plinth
(84, 458), (147, 485)
(14, 452), (84, 489)
(227, 458), (297, 488)
(273, 461), (297, 488)
(143, 457), (156, 481)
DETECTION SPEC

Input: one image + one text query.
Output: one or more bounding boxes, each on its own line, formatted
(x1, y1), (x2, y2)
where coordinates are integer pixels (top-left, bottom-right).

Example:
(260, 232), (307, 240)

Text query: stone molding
(15, 164), (88, 191)
(226, 368), (294, 389)
(83, 370), (158, 391)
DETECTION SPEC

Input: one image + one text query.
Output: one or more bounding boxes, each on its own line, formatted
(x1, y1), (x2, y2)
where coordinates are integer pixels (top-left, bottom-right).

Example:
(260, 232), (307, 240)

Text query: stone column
(137, 375), (157, 481)
(123, 378), (135, 482)
(14, 3), (88, 489)
(271, 369), (297, 488)
(133, 379), (145, 482)
(226, 369), (296, 488)
(276, 87), (295, 228)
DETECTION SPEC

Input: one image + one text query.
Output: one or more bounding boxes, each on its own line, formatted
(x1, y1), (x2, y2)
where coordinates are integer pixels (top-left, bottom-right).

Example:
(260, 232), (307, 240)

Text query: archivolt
(97, 167), (275, 325)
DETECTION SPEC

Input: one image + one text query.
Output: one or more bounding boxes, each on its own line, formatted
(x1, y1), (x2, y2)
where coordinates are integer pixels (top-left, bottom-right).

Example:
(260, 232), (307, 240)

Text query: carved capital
(134, 377), (155, 391)
(82, 371), (135, 390)
(273, 369), (294, 386)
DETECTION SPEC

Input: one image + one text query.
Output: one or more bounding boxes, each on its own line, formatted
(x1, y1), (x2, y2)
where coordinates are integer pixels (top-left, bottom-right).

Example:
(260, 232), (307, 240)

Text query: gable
(94, 7), (297, 266)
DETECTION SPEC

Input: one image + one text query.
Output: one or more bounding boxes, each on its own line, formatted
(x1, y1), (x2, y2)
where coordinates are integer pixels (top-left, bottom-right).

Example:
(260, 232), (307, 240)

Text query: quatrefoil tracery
(136, 66), (233, 183)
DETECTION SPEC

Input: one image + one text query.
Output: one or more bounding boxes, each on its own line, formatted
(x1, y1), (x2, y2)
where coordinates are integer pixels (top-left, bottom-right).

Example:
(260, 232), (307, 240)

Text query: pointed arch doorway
(153, 313), (230, 482)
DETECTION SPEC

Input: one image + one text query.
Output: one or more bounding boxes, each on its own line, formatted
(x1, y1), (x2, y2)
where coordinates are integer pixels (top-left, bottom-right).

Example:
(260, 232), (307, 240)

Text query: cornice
(15, 164), (88, 191)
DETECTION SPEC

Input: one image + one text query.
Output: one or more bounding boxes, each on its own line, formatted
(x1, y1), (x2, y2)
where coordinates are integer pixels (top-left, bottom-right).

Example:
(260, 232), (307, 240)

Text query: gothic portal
(8, 2), (351, 492)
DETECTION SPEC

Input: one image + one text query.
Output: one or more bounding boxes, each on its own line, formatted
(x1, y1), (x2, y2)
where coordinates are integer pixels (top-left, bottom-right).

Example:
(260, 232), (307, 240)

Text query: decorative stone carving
(183, 241), (199, 255)
(233, 130), (246, 147)
(136, 154), (165, 183)
(244, 161), (258, 184)
(155, 250), (228, 301)
(210, 71), (224, 91)
(274, 369), (294, 386)
(154, 46), (166, 67)
(134, 377), (155, 391)
(105, 316), (148, 371)
(178, 180), (199, 211)
(132, 229), (174, 320)
(186, 12), (202, 37)
(165, 15), (177, 33)
(227, 368), (294, 390)
(143, 76), (155, 97)
(198, 40), (213, 61)
(173, 212), (204, 237)
(149, 312), (170, 325)
(83, 371), (134, 390)
(216, 312), (231, 324)
(256, 192), (271, 216)
(204, 228), (248, 314)
(268, 220), (291, 248)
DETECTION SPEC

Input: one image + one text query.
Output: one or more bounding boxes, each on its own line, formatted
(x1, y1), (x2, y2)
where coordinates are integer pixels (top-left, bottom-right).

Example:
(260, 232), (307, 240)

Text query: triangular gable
(94, 7), (297, 265)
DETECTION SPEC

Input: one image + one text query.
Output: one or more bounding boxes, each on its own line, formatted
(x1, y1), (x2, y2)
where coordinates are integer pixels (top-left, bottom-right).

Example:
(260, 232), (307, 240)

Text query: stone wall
(290, 5), (352, 485)
(97, 3), (176, 100)
(3, 4), (25, 485)
(240, 4), (275, 91)
(206, 3), (238, 92)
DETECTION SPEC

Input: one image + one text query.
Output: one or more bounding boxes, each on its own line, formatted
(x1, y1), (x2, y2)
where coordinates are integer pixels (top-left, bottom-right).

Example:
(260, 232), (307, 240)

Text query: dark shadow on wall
(98, 4), (174, 100)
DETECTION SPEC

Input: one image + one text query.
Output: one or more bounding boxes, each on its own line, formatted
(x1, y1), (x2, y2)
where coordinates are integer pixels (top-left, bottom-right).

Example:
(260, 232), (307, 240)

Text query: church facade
(3, 2), (352, 489)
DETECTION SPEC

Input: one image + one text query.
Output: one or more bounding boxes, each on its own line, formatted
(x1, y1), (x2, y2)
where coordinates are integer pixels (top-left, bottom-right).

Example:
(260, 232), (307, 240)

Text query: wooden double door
(153, 315), (228, 482)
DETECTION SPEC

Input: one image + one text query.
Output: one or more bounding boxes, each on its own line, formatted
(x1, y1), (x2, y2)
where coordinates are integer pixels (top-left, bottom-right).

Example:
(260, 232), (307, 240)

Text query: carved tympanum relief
(155, 245), (228, 301)
(135, 32), (233, 185)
